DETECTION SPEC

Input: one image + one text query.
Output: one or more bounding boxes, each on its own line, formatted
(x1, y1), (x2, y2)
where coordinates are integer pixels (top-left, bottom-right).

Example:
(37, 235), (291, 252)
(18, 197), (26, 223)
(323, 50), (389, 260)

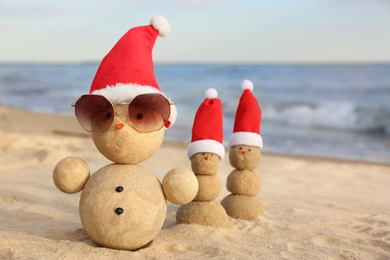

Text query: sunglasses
(72, 93), (173, 133)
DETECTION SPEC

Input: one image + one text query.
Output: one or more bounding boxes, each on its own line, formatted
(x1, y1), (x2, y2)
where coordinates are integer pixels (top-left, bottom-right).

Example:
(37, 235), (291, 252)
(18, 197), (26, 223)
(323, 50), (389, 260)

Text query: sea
(0, 63), (389, 165)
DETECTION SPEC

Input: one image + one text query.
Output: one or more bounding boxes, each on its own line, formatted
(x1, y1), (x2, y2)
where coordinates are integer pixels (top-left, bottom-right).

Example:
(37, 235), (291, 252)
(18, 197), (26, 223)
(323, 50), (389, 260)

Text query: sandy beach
(0, 105), (389, 259)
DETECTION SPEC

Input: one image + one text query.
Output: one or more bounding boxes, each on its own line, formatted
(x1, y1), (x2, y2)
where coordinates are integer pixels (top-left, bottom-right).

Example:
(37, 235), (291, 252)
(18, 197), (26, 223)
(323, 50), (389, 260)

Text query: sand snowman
(52, 16), (198, 250)
(176, 89), (230, 228)
(221, 80), (264, 220)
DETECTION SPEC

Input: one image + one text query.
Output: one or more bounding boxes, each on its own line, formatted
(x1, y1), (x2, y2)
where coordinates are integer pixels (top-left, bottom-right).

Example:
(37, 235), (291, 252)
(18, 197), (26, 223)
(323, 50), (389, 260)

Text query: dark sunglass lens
(128, 94), (170, 132)
(75, 95), (114, 133)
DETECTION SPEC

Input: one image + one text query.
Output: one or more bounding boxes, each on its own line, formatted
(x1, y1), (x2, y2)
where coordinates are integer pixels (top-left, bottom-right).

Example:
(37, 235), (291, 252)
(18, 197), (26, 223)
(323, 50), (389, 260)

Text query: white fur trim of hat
(187, 139), (225, 160)
(228, 131), (263, 149)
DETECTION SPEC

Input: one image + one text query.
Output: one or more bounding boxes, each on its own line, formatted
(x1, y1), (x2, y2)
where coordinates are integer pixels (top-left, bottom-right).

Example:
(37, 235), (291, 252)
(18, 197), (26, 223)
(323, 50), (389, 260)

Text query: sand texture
(0, 105), (390, 259)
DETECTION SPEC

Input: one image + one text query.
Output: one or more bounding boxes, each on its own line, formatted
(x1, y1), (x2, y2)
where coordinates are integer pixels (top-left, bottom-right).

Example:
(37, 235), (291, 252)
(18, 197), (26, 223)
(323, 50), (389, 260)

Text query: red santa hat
(89, 15), (177, 125)
(228, 80), (263, 149)
(187, 88), (225, 160)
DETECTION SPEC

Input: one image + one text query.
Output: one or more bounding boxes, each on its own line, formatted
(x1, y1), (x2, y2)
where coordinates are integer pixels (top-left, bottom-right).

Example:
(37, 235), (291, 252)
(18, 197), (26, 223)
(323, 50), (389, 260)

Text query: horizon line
(1, 60), (390, 66)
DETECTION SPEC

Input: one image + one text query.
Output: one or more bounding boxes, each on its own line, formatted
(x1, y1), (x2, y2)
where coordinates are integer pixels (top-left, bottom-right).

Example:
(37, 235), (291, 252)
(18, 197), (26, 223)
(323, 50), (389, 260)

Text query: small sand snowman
(53, 16), (198, 250)
(221, 80), (264, 220)
(176, 89), (230, 228)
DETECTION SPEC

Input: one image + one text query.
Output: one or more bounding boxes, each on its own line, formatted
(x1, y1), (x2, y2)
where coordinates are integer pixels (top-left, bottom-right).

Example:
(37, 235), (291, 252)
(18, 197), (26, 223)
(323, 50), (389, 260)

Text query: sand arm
(53, 156), (90, 194)
(162, 168), (198, 205)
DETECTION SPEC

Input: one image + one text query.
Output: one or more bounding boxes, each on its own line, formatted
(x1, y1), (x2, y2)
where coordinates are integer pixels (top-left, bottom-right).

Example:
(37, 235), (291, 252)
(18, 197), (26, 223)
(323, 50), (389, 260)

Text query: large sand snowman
(53, 16), (198, 250)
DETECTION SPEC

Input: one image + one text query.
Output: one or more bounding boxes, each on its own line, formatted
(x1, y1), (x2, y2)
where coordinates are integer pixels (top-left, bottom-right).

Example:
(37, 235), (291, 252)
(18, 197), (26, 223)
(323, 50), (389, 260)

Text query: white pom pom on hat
(241, 79), (254, 92)
(205, 88), (218, 99)
(150, 15), (171, 37)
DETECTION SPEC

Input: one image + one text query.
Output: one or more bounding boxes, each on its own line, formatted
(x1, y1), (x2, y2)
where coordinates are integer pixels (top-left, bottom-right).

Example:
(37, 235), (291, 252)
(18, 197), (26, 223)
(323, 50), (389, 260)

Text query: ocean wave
(262, 101), (390, 134)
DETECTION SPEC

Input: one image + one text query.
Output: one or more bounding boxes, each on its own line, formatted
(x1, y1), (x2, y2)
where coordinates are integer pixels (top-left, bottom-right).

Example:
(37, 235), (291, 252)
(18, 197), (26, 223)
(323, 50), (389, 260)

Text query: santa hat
(89, 15), (177, 125)
(228, 80), (263, 148)
(187, 88), (225, 160)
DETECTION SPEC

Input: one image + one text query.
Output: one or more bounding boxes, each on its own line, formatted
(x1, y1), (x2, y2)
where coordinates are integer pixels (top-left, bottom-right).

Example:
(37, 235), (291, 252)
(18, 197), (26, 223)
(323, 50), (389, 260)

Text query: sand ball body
(226, 169), (262, 196)
(79, 164), (167, 250)
(176, 201), (230, 228)
(221, 194), (264, 220)
(194, 174), (222, 201)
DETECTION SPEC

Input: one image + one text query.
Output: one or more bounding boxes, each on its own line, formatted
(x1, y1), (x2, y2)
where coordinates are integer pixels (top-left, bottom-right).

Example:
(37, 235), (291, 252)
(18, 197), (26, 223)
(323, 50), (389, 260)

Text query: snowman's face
(229, 145), (261, 170)
(190, 152), (220, 175)
(92, 104), (165, 164)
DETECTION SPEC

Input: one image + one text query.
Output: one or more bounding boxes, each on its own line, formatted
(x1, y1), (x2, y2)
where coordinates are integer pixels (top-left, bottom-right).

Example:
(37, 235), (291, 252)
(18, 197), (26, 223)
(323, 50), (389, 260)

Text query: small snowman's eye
(115, 186), (124, 192)
(202, 153), (205, 156)
(248, 149), (251, 152)
(115, 207), (124, 215)
(106, 112), (113, 119)
(211, 154), (213, 156)
(239, 147), (242, 150)
(136, 113), (143, 120)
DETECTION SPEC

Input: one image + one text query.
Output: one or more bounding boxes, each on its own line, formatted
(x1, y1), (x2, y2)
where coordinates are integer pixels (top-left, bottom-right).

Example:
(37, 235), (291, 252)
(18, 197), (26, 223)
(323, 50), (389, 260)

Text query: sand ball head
(229, 145), (261, 170)
(92, 104), (165, 164)
(190, 152), (220, 175)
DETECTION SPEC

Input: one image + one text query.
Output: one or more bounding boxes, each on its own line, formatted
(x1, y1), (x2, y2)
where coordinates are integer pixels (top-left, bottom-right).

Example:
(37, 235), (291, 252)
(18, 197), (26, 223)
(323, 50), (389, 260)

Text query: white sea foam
(262, 101), (389, 133)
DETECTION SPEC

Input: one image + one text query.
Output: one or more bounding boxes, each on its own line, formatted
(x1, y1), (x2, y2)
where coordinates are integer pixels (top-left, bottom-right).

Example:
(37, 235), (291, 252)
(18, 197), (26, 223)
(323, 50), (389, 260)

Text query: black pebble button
(115, 207), (124, 215)
(116, 186), (124, 192)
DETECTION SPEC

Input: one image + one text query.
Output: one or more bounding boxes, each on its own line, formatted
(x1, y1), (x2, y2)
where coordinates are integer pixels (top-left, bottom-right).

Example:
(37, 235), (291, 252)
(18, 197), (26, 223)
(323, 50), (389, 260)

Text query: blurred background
(1, 0), (389, 164)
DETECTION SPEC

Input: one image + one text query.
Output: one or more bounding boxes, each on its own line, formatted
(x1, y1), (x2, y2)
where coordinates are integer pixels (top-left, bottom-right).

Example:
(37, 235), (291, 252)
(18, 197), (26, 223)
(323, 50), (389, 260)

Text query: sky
(1, 0), (390, 63)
